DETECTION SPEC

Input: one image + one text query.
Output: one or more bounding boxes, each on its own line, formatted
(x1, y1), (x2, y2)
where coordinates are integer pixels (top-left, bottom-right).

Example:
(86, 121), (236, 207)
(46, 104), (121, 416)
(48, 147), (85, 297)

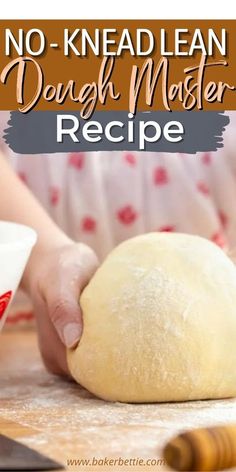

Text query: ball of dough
(67, 233), (236, 403)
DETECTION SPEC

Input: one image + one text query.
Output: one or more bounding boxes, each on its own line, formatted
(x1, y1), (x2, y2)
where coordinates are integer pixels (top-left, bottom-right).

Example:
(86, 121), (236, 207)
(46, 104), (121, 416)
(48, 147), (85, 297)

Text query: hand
(24, 240), (99, 376)
(0, 155), (99, 375)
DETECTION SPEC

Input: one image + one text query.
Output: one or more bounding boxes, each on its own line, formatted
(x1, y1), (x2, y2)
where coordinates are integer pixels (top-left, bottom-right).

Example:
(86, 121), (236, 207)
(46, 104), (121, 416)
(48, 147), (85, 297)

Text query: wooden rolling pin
(163, 425), (236, 471)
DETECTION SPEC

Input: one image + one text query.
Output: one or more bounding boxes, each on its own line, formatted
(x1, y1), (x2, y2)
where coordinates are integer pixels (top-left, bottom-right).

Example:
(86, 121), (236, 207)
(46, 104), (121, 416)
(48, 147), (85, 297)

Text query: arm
(0, 154), (98, 374)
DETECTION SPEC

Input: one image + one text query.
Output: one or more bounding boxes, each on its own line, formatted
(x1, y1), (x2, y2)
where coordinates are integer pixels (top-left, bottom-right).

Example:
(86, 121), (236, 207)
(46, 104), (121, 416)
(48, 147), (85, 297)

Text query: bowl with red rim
(0, 221), (37, 331)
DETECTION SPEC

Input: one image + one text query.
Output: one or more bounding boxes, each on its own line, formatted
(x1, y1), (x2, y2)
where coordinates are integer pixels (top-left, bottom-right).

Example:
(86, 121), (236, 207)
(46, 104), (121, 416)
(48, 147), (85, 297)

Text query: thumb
(39, 244), (99, 348)
(47, 291), (83, 348)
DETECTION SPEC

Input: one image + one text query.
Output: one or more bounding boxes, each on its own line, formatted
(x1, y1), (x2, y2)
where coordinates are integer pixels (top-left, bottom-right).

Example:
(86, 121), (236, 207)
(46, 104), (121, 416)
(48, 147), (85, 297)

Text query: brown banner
(0, 20), (235, 112)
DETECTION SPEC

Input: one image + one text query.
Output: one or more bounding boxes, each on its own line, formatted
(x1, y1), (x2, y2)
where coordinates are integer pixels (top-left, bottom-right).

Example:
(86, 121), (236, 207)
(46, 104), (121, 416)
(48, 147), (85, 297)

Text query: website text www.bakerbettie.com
(66, 456), (166, 468)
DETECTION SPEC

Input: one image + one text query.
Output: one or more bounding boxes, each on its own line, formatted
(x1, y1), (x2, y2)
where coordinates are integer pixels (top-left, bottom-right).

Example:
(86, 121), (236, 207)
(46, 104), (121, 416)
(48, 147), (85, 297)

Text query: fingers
(34, 293), (70, 376)
(42, 244), (99, 348)
(48, 295), (83, 348)
(32, 243), (99, 376)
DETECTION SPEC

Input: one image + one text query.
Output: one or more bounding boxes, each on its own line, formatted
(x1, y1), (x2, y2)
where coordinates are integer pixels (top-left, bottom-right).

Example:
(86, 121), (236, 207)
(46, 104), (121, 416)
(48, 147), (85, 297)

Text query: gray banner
(4, 111), (229, 155)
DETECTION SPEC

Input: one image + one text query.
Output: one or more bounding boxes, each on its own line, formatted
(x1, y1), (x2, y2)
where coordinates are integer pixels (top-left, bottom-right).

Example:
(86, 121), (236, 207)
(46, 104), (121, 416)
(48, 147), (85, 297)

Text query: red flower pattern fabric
(117, 205), (138, 225)
(81, 216), (97, 232)
(153, 166), (169, 185)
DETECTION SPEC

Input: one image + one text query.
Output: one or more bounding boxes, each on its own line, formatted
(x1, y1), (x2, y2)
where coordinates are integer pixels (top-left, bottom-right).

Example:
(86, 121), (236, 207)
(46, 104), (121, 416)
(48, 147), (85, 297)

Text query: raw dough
(67, 232), (236, 403)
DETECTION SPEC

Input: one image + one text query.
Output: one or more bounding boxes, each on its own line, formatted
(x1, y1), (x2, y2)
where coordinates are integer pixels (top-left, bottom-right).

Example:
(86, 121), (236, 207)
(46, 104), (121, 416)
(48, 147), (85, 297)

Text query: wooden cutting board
(1, 330), (236, 472)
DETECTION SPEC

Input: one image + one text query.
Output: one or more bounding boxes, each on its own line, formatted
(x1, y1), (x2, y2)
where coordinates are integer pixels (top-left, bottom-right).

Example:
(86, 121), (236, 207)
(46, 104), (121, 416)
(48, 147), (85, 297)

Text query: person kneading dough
(67, 232), (236, 403)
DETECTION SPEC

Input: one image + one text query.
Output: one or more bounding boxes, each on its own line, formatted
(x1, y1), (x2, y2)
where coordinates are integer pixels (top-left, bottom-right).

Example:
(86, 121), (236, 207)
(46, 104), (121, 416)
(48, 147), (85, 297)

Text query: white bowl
(0, 221), (37, 331)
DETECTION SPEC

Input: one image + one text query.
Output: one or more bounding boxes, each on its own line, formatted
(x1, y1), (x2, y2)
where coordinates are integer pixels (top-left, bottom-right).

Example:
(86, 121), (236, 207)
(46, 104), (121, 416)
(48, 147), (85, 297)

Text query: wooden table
(0, 330), (236, 471)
